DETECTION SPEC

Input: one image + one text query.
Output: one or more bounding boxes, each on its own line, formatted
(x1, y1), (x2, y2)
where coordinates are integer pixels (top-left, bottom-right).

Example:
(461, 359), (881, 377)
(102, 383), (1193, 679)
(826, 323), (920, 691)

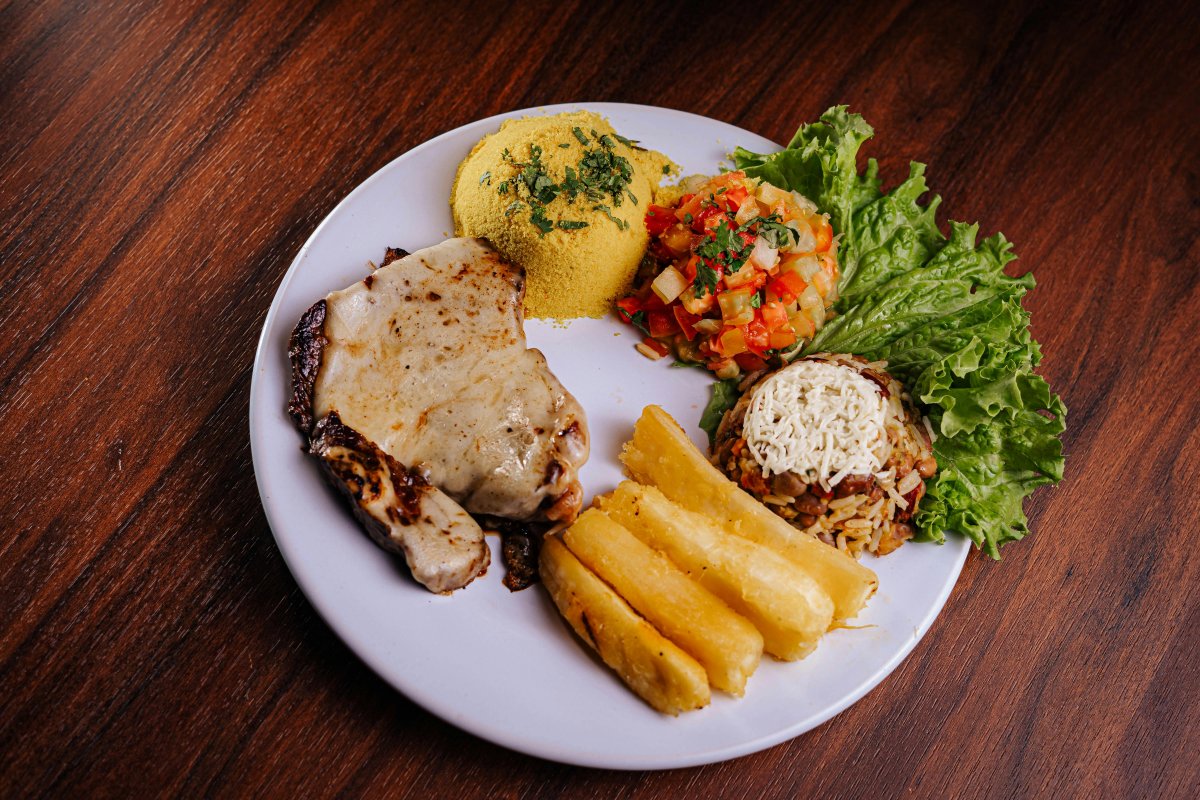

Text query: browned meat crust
(382, 246), (409, 265)
(309, 410), (432, 527)
(287, 299), (327, 435)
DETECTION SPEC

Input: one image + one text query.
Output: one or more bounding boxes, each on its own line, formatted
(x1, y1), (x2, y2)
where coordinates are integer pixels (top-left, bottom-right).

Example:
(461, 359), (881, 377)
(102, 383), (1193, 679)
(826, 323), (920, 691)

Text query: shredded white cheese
(742, 360), (890, 491)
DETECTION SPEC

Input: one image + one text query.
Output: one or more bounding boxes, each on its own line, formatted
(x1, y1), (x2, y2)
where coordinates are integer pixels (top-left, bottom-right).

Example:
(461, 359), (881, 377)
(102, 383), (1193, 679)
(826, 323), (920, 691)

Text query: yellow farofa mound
(451, 111), (674, 320)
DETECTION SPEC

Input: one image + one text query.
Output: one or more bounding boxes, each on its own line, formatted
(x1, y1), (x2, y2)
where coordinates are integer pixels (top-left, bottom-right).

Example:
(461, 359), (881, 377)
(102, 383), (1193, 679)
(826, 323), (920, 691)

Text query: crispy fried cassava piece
(539, 535), (710, 715)
(598, 481), (835, 660)
(561, 509), (763, 695)
(620, 405), (877, 622)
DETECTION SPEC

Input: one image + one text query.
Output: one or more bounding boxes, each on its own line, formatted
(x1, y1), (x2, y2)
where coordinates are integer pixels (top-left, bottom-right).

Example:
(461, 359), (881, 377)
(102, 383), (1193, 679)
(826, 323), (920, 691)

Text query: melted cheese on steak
(313, 237), (588, 522)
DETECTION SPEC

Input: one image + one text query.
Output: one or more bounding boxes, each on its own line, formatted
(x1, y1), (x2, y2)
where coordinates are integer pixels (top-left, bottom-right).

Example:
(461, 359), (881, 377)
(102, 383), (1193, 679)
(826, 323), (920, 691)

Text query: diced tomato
(812, 215), (833, 252)
(768, 327), (797, 350)
(677, 192), (706, 224)
(640, 336), (670, 358)
(761, 301), (789, 331)
(649, 240), (676, 262)
(681, 255), (700, 281)
(693, 202), (726, 232)
(639, 290), (667, 311)
(647, 309), (678, 338)
(767, 272), (807, 304)
(660, 224), (693, 256)
(742, 317), (770, 354)
(721, 184), (750, 212)
(734, 352), (768, 371)
(713, 326), (748, 356)
(615, 295), (641, 321)
(672, 305), (702, 341)
(644, 205), (677, 237)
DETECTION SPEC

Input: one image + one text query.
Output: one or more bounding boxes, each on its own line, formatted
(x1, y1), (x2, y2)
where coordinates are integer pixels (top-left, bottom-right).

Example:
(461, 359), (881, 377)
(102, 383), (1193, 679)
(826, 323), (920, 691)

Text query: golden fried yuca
(620, 405), (878, 622)
(598, 481), (834, 661)
(561, 509), (763, 695)
(451, 110), (674, 319)
(539, 535), (710, 715)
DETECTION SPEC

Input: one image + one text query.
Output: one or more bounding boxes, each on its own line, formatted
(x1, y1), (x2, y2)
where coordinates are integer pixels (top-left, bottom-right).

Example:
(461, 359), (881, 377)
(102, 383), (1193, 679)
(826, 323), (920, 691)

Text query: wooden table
(3, 0), (1196, 796)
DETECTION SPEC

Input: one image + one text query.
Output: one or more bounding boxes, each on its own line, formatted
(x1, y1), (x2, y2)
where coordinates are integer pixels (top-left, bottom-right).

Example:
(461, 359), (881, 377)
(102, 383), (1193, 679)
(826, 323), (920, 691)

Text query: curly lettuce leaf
(732, 108), (1066, 557)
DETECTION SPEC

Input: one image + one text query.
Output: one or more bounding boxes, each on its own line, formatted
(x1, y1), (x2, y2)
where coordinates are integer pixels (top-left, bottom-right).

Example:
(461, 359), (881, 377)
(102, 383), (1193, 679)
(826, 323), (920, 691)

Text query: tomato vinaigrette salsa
(617, 171), (839, 380)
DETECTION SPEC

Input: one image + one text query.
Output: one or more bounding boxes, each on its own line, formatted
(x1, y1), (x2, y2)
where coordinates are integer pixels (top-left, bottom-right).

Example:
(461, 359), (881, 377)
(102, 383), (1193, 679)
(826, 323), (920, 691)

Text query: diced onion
(693, 318), (722, 335)
(651, 265), (688, 303)
(735, 196), (759, 225)
(799, 284), (823, 313)
(782, 254), (822, 281)
(789, 311), (816, 339)
(719, 290), (755, 326)
(749, 236), (778, 271)
(786, 219), (816, 252)
(811, 270), (831, 296)
(790, 191), (818, 213)
(756, 182), (791, 206)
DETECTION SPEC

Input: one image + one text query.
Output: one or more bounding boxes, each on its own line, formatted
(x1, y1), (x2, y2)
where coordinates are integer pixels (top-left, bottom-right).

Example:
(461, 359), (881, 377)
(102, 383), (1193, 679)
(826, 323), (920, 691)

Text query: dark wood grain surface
(2, 0), (1197, 796)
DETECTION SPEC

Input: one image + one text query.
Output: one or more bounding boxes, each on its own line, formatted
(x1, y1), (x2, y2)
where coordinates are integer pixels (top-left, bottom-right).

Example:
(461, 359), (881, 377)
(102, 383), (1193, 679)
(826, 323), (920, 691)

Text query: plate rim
(248, 101), (969, 770)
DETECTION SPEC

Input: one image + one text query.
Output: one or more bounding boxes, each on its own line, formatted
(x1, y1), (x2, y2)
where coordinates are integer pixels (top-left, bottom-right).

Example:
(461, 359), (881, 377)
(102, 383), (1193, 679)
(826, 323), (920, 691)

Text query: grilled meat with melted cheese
(289, 238), (589, 593)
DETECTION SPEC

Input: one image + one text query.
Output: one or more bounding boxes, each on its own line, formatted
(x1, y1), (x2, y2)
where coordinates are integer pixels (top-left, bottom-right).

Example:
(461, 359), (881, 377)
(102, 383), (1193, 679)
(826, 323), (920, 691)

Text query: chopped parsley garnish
(692, 219), (755, 294)
(557, 142), (571, 148)
(594, 204), (629, 231)
(737, 213), (796, 248)
(694, 260), (719, 297)
(629, 310), (649, 335)
(750, 291), (763, 308)
(495, 133), (637, 234)
(529, 205), (555, 234)
(662, 164), (671, 174)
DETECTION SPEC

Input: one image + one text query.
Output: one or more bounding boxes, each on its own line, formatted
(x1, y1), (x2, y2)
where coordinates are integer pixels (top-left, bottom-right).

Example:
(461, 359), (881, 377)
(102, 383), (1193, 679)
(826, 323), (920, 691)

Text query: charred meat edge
(311, 410), (441, 528)
(310, 411), (490, 592)
(287, 299), (326, 435)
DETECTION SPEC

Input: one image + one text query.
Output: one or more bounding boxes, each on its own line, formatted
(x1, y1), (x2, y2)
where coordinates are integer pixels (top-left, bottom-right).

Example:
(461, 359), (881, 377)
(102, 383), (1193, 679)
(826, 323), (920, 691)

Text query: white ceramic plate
(249, 102), (969, 770)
